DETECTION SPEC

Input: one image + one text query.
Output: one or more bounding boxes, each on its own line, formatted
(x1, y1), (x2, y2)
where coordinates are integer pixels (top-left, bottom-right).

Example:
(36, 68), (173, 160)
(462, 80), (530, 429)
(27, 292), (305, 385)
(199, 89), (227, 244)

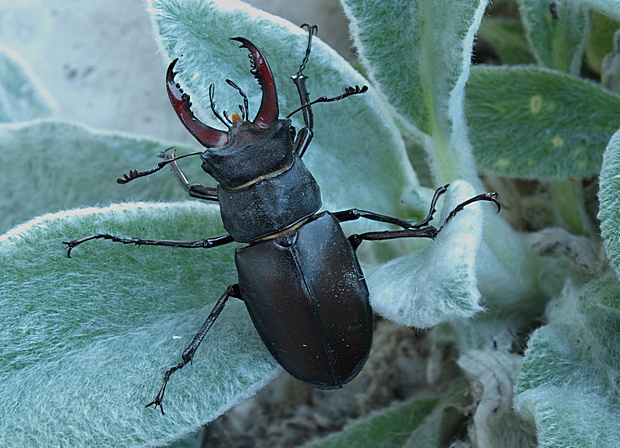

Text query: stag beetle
(65, 25), (499, 414)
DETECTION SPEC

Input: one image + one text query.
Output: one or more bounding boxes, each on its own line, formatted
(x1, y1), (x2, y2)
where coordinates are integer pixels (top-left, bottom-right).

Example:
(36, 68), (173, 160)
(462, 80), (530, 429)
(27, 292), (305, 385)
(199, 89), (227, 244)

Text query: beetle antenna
(226, 79), (250, 121)
(116, 150), (202, 184)
(208, 84), (231, 129)
(286, 85), (368, 118)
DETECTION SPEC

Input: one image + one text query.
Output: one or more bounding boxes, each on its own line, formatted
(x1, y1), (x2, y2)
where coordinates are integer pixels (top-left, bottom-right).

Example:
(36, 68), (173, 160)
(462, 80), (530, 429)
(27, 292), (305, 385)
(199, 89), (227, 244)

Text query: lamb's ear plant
(1, 0), (620, 446)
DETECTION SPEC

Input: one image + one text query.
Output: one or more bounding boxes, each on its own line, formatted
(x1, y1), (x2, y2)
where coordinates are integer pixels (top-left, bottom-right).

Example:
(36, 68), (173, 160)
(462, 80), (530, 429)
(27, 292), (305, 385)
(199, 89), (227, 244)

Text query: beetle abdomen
(235, 212), (372, 389)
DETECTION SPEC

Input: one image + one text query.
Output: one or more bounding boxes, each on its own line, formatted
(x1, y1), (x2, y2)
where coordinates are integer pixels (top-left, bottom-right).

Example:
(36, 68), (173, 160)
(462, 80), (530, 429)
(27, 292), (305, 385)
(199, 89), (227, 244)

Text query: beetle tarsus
(440, 192), (501, 230)
(296, 23), (318, 77)
(286, 85), (368, 119)
(145, 363), (182, 415)
(146, 285), (237, 415)
(287, 23), (367, 157)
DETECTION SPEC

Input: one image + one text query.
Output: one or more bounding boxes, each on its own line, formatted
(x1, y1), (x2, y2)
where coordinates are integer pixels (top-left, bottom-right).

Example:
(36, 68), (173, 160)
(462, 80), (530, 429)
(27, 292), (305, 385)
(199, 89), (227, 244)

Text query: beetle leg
(348, 227), (439, 250)
(289, 24), (367, 157)
(146, 284), (242, 415)
(333, 185), (449, 229)
(63, 233), (234, 258)
(157, 150), (218, 201)
(292, 127), (314, 158)
(333, 209), (430, 230)
(290, 25), (317, 157)
(345, 190), (500, 251)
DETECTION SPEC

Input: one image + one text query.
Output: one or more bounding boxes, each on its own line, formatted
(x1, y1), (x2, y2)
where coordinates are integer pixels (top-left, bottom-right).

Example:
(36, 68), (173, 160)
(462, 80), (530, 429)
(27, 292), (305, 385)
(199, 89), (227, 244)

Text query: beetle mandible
(64, 24), (500, 415)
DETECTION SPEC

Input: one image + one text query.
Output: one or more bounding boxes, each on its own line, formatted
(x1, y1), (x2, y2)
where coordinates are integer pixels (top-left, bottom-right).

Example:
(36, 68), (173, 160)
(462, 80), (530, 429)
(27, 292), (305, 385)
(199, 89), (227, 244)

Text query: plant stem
(550, 179), (593, 236)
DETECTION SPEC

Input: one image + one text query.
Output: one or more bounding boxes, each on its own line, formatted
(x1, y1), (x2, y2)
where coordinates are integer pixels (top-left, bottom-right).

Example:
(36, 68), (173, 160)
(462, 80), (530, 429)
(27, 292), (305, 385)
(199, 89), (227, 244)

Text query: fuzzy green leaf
(467, 65), (620, 178)
(0, 120), (201, 234)
(514, 277), (620, 447)
(579, 0), (620, 22)
(586, 11), (620, 74)
(306, 398), (439, 448)
(368, 180), (487, 328)
(478, 18), (537, 66)
(0, 47), (57, 122)
(341, 0), (550, 328)
(598, 127), (620, 275)
(149, 0), (424, 221)
(0, 202), (279, 446)
(1, 1), (448, 444)
(308, 378), (471, 448)
(517, 0), (589, 74)
(341, 0), (488, 184)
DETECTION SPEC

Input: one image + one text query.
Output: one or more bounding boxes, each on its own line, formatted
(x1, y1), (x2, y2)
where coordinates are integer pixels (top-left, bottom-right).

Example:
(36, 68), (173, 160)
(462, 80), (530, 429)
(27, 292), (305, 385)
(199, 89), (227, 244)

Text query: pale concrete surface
(0, 0), (351, 143)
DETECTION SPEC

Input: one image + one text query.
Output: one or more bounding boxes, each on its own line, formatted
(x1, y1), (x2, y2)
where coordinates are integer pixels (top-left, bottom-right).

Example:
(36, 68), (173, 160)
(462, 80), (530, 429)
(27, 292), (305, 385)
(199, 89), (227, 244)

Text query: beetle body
(65, 25), (499, 414)
(236, 211), (372, 388)
(198, 90), (370, 388)
(161, 31), (376, 393)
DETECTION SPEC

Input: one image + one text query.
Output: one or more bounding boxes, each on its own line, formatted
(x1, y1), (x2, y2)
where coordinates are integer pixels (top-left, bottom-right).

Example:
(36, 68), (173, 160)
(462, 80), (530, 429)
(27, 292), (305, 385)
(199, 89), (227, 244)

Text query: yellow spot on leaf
(551, 136), (564, 148)
(496, 158), (510, 168)
(530, 95), (543, 114)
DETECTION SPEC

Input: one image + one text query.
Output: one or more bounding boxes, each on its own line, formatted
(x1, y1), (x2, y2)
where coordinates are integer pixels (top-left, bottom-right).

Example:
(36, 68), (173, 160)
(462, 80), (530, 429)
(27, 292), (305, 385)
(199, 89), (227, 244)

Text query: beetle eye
(289, 126), (296, 140)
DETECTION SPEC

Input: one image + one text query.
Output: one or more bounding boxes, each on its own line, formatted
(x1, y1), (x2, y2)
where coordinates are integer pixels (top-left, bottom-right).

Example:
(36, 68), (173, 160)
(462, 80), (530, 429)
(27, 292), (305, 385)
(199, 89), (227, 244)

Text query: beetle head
(167, 38), (295, 189)
(166, 37), (282, 149)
